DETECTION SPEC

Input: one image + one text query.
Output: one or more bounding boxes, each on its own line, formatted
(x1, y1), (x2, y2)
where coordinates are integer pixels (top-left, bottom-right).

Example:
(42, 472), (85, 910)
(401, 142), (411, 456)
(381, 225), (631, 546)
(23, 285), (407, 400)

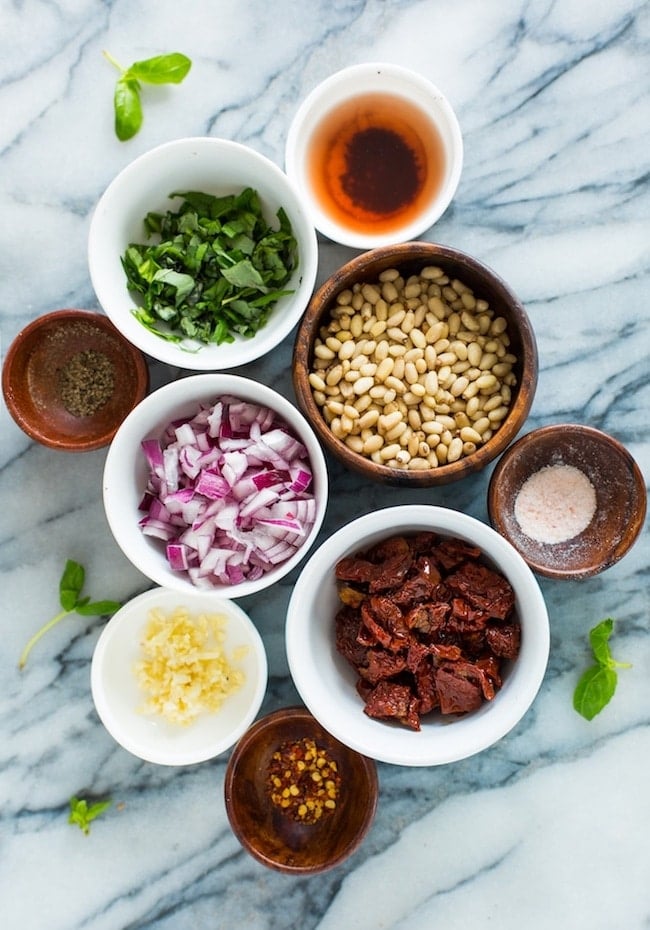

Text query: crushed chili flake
(266, 737), (341, 824)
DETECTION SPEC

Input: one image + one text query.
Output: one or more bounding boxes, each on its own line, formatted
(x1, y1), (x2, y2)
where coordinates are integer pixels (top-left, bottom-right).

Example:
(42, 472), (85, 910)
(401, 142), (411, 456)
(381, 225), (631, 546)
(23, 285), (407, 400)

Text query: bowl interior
(88, 138), (317, 370)
(285, 506), (549, 766)
(488, 425), (647, 579)
(224, 707), (378, 873)
(293, 242), (538, 486)
(2, 310), (148, 450)
(285, 63), (463, 249)
(90, 587), (268, 765)
(102, 373), (328, 597)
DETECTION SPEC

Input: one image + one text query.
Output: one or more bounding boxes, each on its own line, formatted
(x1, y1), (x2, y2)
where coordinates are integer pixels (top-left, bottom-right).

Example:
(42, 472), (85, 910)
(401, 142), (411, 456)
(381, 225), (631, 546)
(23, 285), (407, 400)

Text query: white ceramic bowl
(88, 137), (318, 370)
(91, 587), (268, 766)
(286, 505), (549, 766)
(285, 63), (463, 250)
(103, 373), (328, 597)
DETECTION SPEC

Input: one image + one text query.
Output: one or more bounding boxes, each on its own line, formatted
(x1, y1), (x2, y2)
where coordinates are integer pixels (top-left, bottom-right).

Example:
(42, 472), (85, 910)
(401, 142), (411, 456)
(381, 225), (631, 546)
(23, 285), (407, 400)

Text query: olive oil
(306, 92), (446, 236)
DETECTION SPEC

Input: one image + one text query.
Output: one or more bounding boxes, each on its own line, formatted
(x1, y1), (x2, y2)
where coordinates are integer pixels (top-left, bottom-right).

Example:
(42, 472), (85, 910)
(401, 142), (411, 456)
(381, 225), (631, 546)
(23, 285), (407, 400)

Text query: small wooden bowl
(488, 424), (647, 579)
(224, 707), (378, 874)
(2, 309), (149, 451)
(293, 242), (538, 486)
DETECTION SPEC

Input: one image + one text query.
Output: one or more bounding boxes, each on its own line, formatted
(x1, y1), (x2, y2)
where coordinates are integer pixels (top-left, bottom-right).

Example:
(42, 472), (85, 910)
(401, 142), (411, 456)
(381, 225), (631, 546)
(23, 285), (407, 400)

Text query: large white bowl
(285, 63), (463, 250)
(103, 373), (328, 597)
(88, 137), (318, 370)
(286, 505), (549, 766)
(91, 587), (268, 765)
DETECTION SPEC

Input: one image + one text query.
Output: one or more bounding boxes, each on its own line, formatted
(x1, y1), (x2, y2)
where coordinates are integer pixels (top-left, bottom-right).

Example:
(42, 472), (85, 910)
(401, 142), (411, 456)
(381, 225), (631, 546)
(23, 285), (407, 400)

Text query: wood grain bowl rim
(293, 242), (538, 486)
(2, 308), (149, 451)
(487, 423), (647, 579)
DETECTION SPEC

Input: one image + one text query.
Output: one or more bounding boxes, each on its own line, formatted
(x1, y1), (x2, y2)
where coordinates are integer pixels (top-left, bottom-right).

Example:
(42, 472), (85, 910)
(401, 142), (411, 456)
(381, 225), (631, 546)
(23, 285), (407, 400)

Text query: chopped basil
(122, 187), (297, 346)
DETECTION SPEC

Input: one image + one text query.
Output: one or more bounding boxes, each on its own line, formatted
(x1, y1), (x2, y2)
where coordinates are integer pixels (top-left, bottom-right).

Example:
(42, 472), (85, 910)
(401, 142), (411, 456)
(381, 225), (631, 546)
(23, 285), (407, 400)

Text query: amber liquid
(306, 92), (446, 237)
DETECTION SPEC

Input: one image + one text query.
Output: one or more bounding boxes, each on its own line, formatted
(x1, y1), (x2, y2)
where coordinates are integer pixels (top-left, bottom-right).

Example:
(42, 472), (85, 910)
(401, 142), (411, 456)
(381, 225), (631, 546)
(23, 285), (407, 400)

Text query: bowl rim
(487, 422), (648, 579)
(224, 705), (378, 873)
(88, 136), (318, 371)
(285, 62), (464, 249)
(285, 504), (550, 766)
(90, 586), (268, 765)
(102, 372), (329, 597)
(1, 307), (149, 451)
(292, 241), (538, 486)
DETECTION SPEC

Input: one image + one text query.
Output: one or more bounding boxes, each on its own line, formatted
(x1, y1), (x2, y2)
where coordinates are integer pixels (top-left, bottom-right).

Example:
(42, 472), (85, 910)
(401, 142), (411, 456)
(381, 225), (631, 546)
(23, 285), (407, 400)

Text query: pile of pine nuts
(307, 265), (518, 470)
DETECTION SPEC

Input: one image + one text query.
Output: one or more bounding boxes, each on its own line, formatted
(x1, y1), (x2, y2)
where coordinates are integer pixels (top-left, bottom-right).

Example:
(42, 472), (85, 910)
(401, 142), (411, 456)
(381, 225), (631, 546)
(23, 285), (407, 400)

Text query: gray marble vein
(1, 0), (648, 928)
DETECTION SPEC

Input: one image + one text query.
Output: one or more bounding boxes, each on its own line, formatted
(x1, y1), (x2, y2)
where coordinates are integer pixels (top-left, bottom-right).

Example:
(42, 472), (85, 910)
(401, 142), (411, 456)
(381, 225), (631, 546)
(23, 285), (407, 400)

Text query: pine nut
(308, 373), (326, 392)
(353, 376), (374, 395)
(380, 443), (402, 461)
(345, 435), (364, 453)
(460, 426), (483, 444)
(306, 264), (519, 471)
(359, 409), (380, 430)
(363, 434), (384, 454)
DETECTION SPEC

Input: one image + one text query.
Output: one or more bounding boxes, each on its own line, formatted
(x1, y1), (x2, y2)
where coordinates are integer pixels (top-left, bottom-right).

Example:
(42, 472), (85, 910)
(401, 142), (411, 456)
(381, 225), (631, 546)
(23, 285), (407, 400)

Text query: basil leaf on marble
(103, 50), (191, 141)
(573, 618), (631, 720)
(59, 559), (85, 611)
(114, 76), (143, 141)
(127, 52), (191, 85)
(18, 560), (121, 669)
(68, 796), (112, 836)
(573, 666), (618, 721)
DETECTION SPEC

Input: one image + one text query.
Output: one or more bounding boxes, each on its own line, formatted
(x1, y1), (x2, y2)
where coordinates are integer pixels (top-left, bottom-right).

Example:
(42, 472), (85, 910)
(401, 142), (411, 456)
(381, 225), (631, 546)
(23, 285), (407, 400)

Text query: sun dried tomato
(334, 532), (520, 730)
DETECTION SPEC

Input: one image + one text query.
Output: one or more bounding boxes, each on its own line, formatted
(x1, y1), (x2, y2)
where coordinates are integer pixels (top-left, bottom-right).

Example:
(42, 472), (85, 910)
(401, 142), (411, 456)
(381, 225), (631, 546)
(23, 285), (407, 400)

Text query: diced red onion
(138, 395), (319, 588)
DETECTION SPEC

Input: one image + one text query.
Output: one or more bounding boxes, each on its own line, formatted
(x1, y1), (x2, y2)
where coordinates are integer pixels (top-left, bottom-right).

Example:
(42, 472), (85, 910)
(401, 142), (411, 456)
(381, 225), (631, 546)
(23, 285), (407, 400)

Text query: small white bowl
(285, 63), (463, 250)
(88, 137), (318, 370)
(286, 505), (549, 767)
(91, 587), (268, 766)
(103, 373), (328, 597)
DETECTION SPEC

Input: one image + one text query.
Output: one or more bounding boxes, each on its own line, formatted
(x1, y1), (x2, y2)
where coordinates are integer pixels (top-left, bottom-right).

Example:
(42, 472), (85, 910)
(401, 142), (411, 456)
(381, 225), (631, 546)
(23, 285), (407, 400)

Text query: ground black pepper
(58, 348), (115, 417)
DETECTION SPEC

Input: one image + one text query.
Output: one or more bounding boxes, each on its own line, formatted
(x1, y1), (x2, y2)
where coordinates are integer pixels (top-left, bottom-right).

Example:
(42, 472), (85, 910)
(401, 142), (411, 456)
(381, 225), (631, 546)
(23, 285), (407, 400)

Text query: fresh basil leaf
(59, 560), (84, 611)
(573, 665), (618, 720)
(104, 50), (191, 140)
(127, 53), (191, 85)
(68, 796), (112, 835)
(114, 77), (143, 141)
(76, 600), (121, 617)
(20, 562), (120, 669)
(589, 618), (614, 667)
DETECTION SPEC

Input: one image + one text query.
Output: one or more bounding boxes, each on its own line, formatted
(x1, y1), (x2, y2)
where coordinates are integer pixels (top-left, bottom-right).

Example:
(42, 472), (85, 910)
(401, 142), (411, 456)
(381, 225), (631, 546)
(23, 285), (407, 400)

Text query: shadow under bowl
(224, 707), (378, 873)
(487, 424), (647, 579)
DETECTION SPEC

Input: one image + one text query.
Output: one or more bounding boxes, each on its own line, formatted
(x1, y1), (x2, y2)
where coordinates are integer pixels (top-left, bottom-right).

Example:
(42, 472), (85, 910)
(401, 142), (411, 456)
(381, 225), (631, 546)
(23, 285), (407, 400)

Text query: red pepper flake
(266, 737), (341, 824)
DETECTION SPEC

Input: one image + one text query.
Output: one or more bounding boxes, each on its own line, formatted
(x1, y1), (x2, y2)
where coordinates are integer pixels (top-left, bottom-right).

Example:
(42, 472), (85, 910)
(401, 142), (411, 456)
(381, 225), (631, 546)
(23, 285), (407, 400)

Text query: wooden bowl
(292, 242), (538, 486)
(224, 707), (378, 873)
(2, 309), (149, 451)
(488, 424), (647, 579)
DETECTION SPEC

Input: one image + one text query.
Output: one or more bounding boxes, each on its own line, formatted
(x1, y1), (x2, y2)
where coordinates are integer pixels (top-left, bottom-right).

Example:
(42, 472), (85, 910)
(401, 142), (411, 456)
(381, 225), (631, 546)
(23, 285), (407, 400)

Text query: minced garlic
(135, 606), (247, 725)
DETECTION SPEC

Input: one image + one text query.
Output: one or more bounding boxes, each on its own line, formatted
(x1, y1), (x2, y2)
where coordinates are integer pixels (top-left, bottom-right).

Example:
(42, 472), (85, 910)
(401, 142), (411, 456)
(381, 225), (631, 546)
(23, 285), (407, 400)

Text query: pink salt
(513, 463), (597, 544)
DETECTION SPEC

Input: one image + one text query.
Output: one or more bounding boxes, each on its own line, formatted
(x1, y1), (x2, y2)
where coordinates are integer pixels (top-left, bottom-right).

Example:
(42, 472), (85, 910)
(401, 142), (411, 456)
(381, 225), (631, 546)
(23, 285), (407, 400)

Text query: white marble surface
(1, 2), (649, 928)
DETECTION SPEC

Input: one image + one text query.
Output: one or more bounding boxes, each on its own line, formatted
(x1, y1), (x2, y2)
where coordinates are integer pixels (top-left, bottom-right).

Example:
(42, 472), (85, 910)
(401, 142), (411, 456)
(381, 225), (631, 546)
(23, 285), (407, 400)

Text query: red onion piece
(138, 395), (318, 588)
